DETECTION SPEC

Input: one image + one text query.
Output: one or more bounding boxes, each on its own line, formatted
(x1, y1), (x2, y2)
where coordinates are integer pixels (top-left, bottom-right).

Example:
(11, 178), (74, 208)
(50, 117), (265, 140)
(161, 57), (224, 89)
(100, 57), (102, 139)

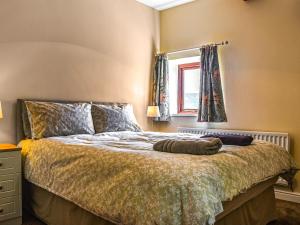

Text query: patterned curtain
(198, 45), (227, 122)
(152, 54), (170, 121)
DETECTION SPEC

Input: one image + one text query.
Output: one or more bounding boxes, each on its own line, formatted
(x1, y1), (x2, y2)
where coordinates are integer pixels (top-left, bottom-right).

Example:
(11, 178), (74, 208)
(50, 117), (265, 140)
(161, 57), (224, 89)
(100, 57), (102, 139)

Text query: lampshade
(0, 102), (3, 119)
(147, 106), (160, 118)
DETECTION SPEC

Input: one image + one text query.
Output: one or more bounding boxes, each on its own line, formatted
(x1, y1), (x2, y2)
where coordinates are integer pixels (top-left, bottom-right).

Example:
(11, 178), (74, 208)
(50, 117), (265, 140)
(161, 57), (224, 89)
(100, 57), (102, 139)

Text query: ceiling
(136, 0), (195, 11)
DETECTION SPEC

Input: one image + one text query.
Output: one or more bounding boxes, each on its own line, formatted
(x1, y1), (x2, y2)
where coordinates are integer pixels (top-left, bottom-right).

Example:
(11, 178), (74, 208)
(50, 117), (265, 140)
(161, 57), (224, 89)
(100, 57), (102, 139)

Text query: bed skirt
(23, 178), (278, 225)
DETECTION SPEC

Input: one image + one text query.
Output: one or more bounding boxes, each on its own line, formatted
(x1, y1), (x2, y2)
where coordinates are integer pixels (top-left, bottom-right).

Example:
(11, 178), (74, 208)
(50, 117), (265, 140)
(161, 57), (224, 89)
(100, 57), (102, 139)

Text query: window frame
(177, 62), (201, 114)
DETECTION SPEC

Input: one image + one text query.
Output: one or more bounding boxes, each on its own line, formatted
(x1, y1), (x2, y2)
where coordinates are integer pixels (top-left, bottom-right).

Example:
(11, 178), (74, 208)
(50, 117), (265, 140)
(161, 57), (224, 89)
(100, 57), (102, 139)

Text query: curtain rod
(161, 41), (229, 55)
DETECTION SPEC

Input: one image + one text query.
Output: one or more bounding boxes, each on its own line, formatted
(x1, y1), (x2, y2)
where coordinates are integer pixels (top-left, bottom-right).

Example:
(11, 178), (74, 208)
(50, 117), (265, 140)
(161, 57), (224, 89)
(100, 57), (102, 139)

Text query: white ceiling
(136, 0), (195, 11)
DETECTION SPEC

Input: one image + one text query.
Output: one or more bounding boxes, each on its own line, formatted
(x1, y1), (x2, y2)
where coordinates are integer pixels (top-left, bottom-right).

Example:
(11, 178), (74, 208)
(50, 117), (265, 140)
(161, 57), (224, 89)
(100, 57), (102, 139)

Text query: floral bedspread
(20, 131), (294, 225)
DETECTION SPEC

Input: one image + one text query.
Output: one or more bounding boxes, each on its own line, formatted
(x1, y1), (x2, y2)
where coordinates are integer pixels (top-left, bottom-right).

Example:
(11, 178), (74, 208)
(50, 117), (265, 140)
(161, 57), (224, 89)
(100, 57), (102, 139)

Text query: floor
(268, 200), (300, 225)
(22, 200), (300, 225)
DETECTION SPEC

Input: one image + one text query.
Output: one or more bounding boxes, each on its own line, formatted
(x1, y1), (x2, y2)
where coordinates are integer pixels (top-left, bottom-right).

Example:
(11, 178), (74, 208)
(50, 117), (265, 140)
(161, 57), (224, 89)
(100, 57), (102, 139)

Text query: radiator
(177, 127), (290, 152)
(177, 127), (291, 188)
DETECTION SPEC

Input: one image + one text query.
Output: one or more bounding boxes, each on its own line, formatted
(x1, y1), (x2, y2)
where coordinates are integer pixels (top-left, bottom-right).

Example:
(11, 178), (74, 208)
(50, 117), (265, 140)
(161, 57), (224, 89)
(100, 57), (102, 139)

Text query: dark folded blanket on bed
(153, 138), (222, 155)
(201, 134), (253, 146)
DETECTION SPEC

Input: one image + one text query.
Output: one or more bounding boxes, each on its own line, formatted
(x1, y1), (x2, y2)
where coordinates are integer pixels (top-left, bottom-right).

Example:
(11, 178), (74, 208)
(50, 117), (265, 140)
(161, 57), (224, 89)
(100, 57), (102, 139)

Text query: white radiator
(177, 127), (290, 152)
(177, 127), (291, 188)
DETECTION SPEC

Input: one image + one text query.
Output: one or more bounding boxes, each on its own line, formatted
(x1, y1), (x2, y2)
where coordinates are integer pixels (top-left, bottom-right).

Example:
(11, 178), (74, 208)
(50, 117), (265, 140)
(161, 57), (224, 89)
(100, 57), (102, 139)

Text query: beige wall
(0, 0), (159, 143)
(1, 0), (299, 192)
(160, 0), (300, 192)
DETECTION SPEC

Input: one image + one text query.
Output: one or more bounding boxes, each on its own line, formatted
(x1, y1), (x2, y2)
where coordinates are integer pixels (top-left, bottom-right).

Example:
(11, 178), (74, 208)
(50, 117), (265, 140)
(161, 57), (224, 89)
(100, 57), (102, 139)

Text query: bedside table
(0, 145), (22, 225)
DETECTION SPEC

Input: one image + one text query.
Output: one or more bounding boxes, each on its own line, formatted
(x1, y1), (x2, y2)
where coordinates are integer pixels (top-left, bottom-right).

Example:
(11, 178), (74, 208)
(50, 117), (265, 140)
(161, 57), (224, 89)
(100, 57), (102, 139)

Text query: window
(168, 55), (200, 116)
(178, 62), (200, 114)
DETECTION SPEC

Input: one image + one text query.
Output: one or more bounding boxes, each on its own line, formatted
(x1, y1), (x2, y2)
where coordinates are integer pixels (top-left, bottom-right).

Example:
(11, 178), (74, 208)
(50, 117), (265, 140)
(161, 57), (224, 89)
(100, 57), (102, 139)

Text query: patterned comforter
(20, 131), (294, 225)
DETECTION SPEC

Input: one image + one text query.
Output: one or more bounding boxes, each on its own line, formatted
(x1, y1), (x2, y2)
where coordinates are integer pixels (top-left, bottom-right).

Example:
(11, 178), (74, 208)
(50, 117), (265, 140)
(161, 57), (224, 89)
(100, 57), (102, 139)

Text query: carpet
(267, 200), (300, 225)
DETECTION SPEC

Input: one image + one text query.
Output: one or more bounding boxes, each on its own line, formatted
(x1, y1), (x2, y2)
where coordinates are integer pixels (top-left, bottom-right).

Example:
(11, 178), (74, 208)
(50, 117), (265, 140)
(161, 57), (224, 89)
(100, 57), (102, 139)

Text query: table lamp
(0, 102), (17, 149)
(147, 106), (161, 118)
(0, 101), (3, 119)
(147, 106), (160, 131)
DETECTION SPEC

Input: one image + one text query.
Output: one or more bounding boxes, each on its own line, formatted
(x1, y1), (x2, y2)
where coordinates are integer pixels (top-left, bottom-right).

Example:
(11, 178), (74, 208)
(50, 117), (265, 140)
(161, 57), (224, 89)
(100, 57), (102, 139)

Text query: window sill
(171, 114), (198, 117)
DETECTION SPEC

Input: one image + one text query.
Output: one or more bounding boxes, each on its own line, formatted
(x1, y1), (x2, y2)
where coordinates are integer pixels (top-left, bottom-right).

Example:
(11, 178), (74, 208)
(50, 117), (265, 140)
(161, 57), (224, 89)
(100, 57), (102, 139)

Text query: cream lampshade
(0, 102), (3, 119)
(147, 106), (161, 118)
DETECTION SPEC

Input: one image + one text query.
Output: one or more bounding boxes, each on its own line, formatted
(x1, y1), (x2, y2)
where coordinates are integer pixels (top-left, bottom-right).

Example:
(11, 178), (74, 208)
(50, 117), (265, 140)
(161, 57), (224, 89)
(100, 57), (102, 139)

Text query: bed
(16, 99), (295, 225)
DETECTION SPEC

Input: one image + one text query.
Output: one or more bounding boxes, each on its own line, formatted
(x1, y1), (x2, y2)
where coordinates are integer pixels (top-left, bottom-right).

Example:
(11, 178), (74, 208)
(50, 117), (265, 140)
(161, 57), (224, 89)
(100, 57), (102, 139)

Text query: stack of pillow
(23, 101), (142, 139)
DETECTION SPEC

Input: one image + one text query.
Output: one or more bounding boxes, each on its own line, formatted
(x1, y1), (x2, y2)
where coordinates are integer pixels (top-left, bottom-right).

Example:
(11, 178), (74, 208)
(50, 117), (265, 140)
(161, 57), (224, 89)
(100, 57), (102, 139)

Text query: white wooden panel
(0, 196), (21, 222)
(0, 174), (20, 199)
(0, 152), (21, 175)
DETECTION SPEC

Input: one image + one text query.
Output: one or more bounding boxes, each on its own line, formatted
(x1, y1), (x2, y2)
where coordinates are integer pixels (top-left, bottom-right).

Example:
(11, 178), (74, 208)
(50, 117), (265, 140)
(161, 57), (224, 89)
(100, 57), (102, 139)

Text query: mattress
(20, 131), (293, 225)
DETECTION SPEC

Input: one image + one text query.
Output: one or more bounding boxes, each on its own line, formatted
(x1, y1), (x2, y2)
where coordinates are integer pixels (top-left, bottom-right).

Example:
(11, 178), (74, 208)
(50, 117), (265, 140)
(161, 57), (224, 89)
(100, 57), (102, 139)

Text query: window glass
(183, 68), (200, 110)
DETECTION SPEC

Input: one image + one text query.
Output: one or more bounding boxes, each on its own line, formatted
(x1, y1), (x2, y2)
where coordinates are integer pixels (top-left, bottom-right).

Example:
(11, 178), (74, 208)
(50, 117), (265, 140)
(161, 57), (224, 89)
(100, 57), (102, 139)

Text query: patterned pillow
(21, 101), (32, 138)
(92, 104), (142, 133)
(25, 101), (95, 139)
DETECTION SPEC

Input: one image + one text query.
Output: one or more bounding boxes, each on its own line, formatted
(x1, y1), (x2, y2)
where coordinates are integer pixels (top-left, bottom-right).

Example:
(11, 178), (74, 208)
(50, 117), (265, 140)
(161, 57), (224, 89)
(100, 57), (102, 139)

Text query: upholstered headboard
(16, 99), (127, 143)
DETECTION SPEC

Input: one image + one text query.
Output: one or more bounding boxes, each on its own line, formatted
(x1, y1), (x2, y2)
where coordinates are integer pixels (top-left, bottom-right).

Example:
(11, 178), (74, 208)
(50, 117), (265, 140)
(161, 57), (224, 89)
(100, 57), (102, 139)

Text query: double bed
(17, 99), (295, 225)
